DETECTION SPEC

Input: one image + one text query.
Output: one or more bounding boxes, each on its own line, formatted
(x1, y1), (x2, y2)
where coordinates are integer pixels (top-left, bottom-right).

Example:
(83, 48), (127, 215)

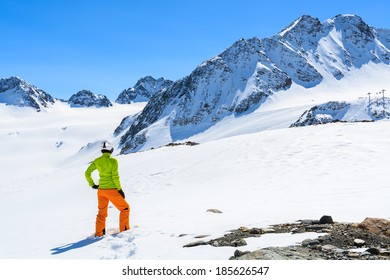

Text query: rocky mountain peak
(331, 14), (368, 27)
(116, 76), (173, 104)
(327, 14), (375, 40)
(0, 76), (24, 90)
(279, 15), (322, 38)
(68, 90), (112, 108)
(0, 76), (55, 111)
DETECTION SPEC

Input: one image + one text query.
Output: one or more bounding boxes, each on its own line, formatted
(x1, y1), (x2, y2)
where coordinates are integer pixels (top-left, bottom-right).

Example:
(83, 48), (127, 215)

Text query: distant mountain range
(0, 76), (173, 110)
(2, 14), (390, 154)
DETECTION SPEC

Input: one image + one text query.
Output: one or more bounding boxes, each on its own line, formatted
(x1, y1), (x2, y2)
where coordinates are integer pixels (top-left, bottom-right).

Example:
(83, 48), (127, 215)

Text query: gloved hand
(118, 189), (125, 198)
(92, 185), (99, 189)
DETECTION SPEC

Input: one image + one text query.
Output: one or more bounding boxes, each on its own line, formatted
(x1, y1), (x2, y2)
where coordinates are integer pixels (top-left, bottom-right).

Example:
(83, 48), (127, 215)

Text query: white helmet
(101, 140), (114, 153)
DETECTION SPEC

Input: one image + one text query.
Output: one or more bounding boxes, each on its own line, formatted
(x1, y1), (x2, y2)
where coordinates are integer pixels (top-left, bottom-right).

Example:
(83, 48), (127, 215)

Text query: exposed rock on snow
(356, 217), (390, 237)
(165, 141), (199, 147)
(229, 217), (390, 260)
(116, 76), (174, 104)
(68, 90), (112, 108)
(354, 238), (366, 247)
(182, 216), (390, 260)
(117, 14), (390, 154)
(290, 101), (351, 126)
(290, 97), (390, 127)
(206, 208), (223, 214)
(0, 76), (55, 111)
(113, 115), (138, 137)
(214, 238), (247, 248)
(183, 240), (208, 248)
(234, 247), (323, 260)
(319, 215), (334, 224)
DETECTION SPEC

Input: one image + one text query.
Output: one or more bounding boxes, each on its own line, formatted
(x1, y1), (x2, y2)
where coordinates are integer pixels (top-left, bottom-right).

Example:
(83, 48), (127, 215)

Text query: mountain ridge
(68, 89), (113, 108)
(117, 14), (390, 154)
(0, 76), (55, 111)
(116, 76), (174, 104)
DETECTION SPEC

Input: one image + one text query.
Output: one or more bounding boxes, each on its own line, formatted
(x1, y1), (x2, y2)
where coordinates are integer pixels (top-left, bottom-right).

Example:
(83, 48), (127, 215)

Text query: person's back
(85, 141), (130, 237)
(86, 152), (121, 190)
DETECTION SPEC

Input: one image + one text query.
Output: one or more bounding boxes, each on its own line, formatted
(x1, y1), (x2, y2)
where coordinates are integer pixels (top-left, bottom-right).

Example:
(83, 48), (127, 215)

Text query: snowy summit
(116, 76), (174, 104)
(68, 90), (113, 108)
(0, 76), (55, 111)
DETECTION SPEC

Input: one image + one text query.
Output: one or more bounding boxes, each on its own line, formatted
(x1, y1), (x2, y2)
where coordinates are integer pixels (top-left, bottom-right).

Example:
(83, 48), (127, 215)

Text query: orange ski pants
(95, 189), (130, 236)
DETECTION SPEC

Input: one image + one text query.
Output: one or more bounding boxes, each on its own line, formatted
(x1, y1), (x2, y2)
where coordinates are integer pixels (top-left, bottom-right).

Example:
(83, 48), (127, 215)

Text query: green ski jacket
(85, 152), (122, 190)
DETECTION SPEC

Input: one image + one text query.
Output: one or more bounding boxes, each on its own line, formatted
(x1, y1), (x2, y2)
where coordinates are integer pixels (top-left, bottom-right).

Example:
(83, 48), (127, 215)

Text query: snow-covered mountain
(68, 90), (113, 108)
(291, 95), (390, 127)
(117, 14), (390, 154)
(0, 76), (55, 111)
(116, 76), (174, 104)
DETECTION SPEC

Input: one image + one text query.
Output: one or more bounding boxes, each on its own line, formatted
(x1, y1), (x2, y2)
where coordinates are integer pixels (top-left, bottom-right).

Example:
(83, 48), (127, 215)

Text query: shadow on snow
(50, 235), (108, 255)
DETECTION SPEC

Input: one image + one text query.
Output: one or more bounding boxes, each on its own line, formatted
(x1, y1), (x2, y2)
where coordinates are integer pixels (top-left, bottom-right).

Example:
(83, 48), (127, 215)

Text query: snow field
(1, 99), (390, 259)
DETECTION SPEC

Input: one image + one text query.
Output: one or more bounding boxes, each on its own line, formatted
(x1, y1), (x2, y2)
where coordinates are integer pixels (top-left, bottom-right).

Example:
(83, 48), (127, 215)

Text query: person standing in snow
(85, 141), (130, 237)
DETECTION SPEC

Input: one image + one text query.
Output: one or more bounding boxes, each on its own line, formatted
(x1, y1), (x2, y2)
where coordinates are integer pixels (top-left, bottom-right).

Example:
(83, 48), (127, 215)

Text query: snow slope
(0, 95), (389, 259)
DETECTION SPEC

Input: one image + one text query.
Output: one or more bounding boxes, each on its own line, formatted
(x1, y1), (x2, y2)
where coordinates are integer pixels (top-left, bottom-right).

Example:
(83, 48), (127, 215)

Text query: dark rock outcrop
(68, 90), (112, 108)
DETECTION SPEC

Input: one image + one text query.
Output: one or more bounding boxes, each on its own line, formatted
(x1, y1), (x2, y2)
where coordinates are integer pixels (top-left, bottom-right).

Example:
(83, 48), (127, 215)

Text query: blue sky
(1, 0), (390, 100)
